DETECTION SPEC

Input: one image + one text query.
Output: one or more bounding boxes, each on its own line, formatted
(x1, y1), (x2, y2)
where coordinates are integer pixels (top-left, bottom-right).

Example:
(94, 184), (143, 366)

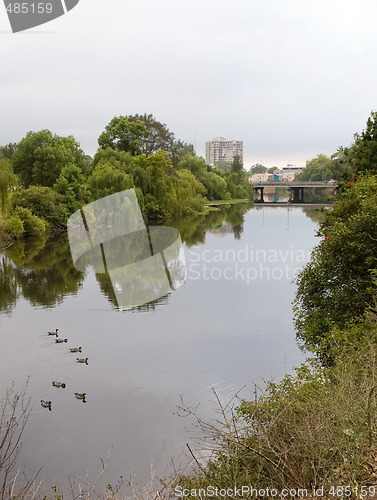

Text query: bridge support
(254, 186), (264, 202)
(290, 187), (304, 203)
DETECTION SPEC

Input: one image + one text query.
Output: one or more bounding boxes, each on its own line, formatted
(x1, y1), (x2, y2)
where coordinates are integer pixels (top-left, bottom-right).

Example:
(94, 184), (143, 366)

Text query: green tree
(294, 174), (377, 355)
(0, 159), (19, 215)
(14, 207), (47, 237)
(86, 162), (134, 201)
(12, 130), (84, 187)
(98, 116), (150, 156)
(0, 143), (17, 160)
(214, 161), (232, 173)
(54, 164), (86, 215)
(352, 111), (377, 174)
(250, 163), (267, 174)
(12, 186), (67, 226)
(127, 114), (192, 165)
(92, 147), (133, 173)
(331, 146), (355, 183)
(127, 113), (175, 155)
(295, 154), (333, 182)
(231, 155), (244, 174)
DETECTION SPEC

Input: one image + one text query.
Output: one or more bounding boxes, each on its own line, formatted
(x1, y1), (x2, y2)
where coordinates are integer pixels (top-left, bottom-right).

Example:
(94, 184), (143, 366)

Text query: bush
(14, 207), (47, 237)
(2, 214), (24, 238)
(12, 186), (67, 227)
(143, 194), (169, 220)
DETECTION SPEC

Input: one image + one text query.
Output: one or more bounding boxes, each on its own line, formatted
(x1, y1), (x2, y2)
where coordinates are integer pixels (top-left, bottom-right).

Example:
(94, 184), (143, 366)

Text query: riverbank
(173, 174), (377, 495)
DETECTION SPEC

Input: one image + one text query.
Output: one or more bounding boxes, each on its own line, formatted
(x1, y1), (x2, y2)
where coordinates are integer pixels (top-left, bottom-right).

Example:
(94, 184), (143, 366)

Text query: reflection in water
(68, 190), (187, 310)
(0, 204), (322, 490)
(0, 235), (84, 315)
(0, 203), (253, 314)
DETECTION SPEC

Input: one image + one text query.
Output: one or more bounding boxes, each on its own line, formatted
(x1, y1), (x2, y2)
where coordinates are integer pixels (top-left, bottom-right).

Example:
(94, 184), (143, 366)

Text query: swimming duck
(74, 392), (86, 400)
(77, 358), (88, 364)
(48, 329), (58, 337)
(52, 381), (66, 388)
(41, 400), (52, 410)
(70, 347), (82, 353)
(55, 338), (68, 343)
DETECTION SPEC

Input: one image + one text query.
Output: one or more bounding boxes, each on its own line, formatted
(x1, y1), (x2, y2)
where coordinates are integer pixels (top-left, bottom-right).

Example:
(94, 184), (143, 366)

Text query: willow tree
(0, 159), (18, 215)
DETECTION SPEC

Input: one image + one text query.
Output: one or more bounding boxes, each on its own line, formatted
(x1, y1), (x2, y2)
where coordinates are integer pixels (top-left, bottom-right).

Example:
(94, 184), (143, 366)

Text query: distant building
(206, 137), (243, 166)
(282, 164), (303, 181)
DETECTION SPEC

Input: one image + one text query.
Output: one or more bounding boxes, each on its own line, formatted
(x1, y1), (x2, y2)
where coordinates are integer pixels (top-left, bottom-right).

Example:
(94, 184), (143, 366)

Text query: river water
(0, 204), (322, 492)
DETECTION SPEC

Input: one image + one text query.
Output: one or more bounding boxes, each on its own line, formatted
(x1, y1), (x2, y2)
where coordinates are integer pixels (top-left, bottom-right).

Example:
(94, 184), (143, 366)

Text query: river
(0, 203), (323, 493)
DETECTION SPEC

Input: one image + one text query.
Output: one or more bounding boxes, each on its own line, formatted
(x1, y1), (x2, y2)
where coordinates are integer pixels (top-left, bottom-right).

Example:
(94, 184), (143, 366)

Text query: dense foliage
(0, 115), (253, 242)
(295, 154), (333, 182)
(293, 175), (377, 355)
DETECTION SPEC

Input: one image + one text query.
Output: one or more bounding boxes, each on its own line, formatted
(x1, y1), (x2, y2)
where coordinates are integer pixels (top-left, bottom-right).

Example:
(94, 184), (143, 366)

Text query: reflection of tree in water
(223, 203), (251, 240)
(0, 255), (18, 315)
(0, 234), (84, 312)
(96, 203), (252, 311)
(95, 271), (169, 312)
(302, 207), (328, 224)
(302, 187), (336, 204)
(0, 203), (254, 313)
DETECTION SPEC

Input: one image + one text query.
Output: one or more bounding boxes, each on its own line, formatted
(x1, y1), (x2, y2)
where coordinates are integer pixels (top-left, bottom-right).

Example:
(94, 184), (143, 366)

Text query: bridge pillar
(291, 187), (304, 203)
(254, 186), (264, 202)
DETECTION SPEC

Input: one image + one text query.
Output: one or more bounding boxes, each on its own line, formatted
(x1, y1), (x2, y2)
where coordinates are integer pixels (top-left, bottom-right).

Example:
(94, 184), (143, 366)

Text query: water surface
(0, 204), (322, 490)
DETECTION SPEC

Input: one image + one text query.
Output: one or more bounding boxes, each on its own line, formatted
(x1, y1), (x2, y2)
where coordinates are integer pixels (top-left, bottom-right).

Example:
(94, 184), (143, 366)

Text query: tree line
(0, 114), (253, 241)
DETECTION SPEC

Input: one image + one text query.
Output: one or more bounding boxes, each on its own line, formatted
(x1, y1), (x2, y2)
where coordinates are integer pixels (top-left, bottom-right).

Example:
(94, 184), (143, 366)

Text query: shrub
(14, 207), (47, 237)
(12, 186), (67, 227)
(2, 214), (24, 238)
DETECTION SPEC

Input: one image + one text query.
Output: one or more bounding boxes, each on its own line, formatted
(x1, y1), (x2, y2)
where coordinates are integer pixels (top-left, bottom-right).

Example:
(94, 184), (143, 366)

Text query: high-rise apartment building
(206, 137), (243, 165)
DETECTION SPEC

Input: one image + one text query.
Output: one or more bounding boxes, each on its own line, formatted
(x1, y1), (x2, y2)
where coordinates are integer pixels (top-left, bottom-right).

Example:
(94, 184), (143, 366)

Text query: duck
(52, 381), (66, 388)
(74, 392), (86, 401)
(76, 358), (88, 364)
(48, 329), (59, 337)
(70, 347), (82, 353)
(55, 338), (68, 343)
(41, 400), (52, 410)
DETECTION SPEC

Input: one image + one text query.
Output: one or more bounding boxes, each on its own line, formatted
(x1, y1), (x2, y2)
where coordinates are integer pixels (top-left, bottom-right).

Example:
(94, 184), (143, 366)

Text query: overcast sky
(1, 0), (377, 168)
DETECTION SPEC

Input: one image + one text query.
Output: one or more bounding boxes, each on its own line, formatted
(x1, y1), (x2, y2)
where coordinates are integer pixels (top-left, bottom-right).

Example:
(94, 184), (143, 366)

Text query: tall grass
(175, 322), (377, 495)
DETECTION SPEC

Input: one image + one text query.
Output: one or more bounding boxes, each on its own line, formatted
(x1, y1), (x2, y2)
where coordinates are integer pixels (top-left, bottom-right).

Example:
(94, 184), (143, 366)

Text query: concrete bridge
(252, 180), (338, 203)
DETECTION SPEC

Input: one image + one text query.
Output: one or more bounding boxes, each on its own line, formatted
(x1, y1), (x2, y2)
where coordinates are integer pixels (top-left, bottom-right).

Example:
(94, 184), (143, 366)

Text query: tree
(231, 155), (244, 174)
(177, 154), (229, 200)
(12, 130), (85, 187)
(214, 161), (232, 173)
(127, 113), (175, 155)
(250, 163), (267, 174)
(92, 147), (133, 173)
(98, 116), (150, 156)
(352, 111), (377, 174)
(86, 162), (134, 201)
(0, 143), (17, 160)
(293, 174), (377, 355)
(331, 146), (355, 184)
(54, 164), (86, 215)
(100, 114), (193, 166)
(295, 154), (332, 182)
(0, 159), (18, 215)
(12, 186), (67, 226)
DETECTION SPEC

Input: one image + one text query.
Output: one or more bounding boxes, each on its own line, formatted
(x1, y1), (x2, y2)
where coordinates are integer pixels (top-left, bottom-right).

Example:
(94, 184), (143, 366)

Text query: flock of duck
(40, 328), (89, 411)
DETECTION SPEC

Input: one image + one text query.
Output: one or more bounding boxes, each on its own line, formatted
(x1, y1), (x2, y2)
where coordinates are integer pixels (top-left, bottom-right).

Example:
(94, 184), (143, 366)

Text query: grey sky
(1, 0), (377, 168)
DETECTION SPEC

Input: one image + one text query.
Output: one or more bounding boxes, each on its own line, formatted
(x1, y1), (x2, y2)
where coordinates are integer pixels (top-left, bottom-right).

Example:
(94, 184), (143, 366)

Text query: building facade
(206, 137), (243, 166)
